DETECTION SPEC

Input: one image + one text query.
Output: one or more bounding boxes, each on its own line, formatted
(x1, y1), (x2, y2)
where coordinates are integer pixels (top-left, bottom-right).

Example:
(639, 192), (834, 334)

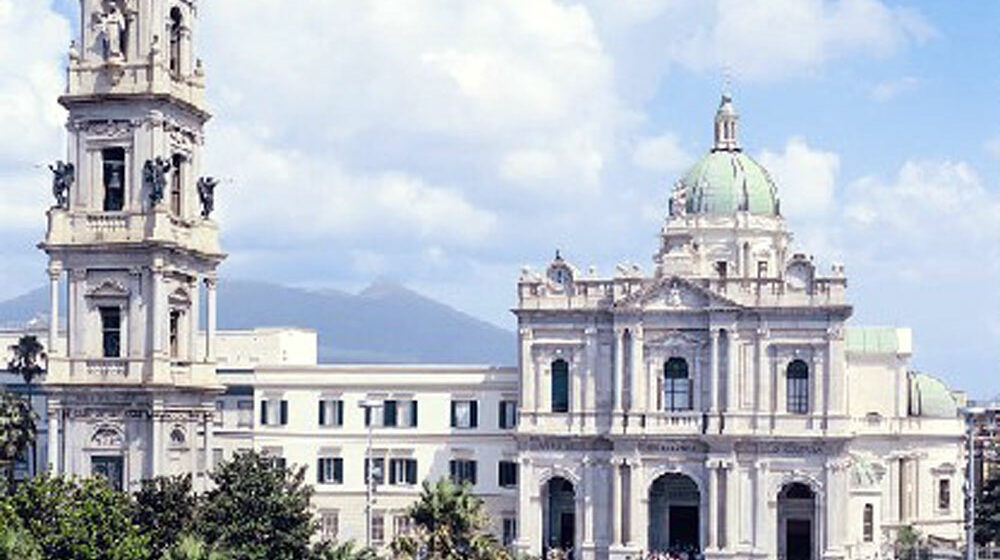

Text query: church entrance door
(648, 473), (701, 555)
(777, 483), (817, 560)
(543, 477), (576, 560)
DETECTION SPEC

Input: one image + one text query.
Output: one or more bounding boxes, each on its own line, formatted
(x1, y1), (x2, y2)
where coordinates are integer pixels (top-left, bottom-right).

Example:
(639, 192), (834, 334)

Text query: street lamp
(962, 406), (986, 560)
(358, 399), (381, 549)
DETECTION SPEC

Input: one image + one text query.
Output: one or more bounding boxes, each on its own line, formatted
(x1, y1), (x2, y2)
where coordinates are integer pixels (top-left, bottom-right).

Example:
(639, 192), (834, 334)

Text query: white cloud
(985, 136), (1000, 159)
(870, 76), (920, 101)
(585, 0), (934, 83)
(632, 133), (693, 174)
(758, 137), (840, 217)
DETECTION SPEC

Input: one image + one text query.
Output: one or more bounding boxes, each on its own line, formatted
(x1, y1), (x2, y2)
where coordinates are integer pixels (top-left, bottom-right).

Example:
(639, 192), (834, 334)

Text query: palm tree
(6, 335), (45, 475)
(161, 535), (232, 560)
(0, 391), (36, 486)
(390, 478), (512, 560)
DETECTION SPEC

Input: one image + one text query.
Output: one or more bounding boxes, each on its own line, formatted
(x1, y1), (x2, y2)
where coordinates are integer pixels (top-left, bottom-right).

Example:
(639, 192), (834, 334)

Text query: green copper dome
(680, 150), (780, 216)
(672, 95), (781, 217)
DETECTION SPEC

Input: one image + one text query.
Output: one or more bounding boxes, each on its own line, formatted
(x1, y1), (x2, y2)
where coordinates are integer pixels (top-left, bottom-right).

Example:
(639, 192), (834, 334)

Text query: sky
(1, 1), (999, 397)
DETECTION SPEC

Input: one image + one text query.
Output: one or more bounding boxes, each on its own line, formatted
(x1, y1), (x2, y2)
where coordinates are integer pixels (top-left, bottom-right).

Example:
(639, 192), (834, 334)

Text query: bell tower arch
(42, 0), (224, 490)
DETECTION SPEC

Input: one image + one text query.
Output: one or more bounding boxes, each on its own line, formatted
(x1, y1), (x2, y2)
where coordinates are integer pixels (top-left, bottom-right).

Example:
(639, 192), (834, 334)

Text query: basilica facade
(0, 2), (967, 560)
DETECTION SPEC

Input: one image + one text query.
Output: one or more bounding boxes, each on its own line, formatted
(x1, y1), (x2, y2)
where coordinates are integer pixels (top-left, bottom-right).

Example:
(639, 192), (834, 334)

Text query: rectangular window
(499, 400), (517, 429)
(397, 400), (418, 428)
(320, 510), (339, 541)
(715, 260), (728, 279)
(102, 147), (126, 211)
(317, 457), (344, 485)
(393, 514), (412, 539)
(99, 306), (121, 358)
(213, 400), (224, 427)
(365, 458), (386, 486)
(170, 154), (184, 216)
(211, 448), (223, 469)
(451, 400), (478, 429)
(365, 400), (417, 428)
(318, 399), (344, 427)
(449, 459), (477, 485)
(371, 513), (385, 545)
(787, 377), (809, 414)
(757, 260), (769, 278)
(502, 517), (517, 547)
(938, 479), (951, 510)
(91, 455), (124, 491)
(260, 399), (288, 426)
(236, 400), (253, 427)
(499, 460), (518, 488)
(169, 309), (181, 359)
(389, 458), (418, 486)
(863, 504), (874, 542)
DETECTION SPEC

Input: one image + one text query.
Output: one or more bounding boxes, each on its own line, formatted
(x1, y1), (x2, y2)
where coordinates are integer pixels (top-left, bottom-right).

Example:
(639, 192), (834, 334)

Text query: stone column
(520, 328), (535, 412)
(515, 458), (533, 554)
(189, 277), (200, 362)
(709, 329), (720, 412)
(626, 461), (641, 549)
(725, 462), (739, 550)
(812, 353), (822, 417)
(48, 265), (61, 356)
(583, 458), (595, 546)
(203, 412), (213, 491)
(46, 400), (60, 472)
(707, 461), (720, 550)
(757, 328), (769, 416)
(613, 329), (624, 413)
(205, 277), (217, 361)
(630, 327), (644, 415)
(584, 327), (597, 428)
(151, 404), (164, 477)
(152, 266), (165, 356)
(612, 461), (623, 547)
(727, 330), (739, 412)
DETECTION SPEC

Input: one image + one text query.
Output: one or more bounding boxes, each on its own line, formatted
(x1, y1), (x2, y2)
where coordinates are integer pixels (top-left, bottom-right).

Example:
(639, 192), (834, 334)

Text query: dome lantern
(713, 94), (740, 152)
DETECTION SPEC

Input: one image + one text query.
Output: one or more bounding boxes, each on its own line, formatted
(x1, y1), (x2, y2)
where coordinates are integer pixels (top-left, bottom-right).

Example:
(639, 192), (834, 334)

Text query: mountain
(0, 280), (516, 365)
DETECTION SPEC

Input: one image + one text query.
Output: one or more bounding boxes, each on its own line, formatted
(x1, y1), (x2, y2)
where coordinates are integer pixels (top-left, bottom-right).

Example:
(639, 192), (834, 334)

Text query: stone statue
(49, 160), (75, 209)
(669, 181), (687, 217)
(94, 3), (126, 61)
(197, 177), (218, 218)
(143, 157), (171, 206)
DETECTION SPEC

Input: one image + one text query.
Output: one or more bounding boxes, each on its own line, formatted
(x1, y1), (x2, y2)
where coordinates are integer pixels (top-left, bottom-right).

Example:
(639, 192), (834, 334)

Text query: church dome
(672, 95), (781, 217)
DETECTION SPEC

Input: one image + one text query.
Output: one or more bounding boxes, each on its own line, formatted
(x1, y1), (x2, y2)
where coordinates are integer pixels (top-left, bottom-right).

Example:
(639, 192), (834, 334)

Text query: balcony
(44, 209), (222, 256)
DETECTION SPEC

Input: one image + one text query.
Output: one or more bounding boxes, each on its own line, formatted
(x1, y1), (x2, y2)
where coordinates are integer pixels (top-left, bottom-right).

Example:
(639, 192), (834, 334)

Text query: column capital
(71, 268), (87, 280)
(47, 264), (63, 279)
(204, 276), (218, 289)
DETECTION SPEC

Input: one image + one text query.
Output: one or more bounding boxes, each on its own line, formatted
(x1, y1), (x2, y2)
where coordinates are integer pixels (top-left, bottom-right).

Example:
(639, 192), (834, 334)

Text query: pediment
(616, 276), (741, 311)
(86, 279), (130, 298)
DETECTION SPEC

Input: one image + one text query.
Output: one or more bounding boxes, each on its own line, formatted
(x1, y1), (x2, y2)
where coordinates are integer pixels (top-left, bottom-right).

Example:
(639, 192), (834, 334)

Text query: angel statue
(94, 3), (127, 61)
(143, 157), (171, 206)
(197, 177), (218, 218)
(669, 181), (687, 217)
(49, 160), (75, 209)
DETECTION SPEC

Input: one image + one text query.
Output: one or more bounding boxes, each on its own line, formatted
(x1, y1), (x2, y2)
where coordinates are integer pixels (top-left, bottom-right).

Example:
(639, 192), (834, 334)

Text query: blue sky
(2, 1), (999, 397)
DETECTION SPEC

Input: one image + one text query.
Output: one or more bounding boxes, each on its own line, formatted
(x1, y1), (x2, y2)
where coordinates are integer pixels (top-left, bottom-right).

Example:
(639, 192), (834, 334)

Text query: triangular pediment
(615, 276), (742, 311)
(86, 279), (130, 298)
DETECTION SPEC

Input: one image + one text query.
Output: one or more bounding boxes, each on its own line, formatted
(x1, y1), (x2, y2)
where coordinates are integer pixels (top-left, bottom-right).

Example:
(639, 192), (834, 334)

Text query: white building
(0, 2), (967, 560)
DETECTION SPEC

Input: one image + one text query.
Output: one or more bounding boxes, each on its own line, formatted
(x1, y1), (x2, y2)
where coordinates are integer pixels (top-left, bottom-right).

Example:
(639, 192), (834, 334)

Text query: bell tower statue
(40, 0), (224, 490)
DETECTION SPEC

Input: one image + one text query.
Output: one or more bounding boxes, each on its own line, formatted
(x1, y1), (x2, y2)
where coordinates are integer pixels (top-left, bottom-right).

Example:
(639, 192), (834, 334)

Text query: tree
(134, 474), (198, 560)
(7, 335), (45, 475)
(8, 474), (148, 560)
(977, 470), (1000, 545)
(0, 390), (36, 486)
(161, 535), (232, 560)
(389, 478), (512, 560)
(198, 450), (315, 560)
(310, 540), (377, 560)
(895, 524), (922, 560)
(0, 497), (40, 560)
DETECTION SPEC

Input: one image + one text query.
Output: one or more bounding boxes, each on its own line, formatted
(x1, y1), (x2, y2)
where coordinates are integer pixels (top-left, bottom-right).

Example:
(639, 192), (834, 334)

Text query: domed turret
(670, 95), (780, 217)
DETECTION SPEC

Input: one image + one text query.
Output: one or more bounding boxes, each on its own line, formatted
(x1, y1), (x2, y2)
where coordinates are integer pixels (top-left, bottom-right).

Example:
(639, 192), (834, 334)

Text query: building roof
(845, 327), (911, 355)
(909, 372), (959, 418)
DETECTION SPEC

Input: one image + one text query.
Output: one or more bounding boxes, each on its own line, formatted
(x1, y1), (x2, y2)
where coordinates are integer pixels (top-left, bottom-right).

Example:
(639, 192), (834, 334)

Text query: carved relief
(91, 425), (125, 447)
(74, 119), (138, 139)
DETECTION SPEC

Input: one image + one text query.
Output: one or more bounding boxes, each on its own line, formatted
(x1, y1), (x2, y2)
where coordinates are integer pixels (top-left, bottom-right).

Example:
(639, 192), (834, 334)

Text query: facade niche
(102, 147), (126, 211)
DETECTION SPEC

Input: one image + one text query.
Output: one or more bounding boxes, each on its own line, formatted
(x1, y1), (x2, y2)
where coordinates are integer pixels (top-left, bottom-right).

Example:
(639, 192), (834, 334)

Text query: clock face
(549, 266), (571, 291)
(786, 265), (809, 290)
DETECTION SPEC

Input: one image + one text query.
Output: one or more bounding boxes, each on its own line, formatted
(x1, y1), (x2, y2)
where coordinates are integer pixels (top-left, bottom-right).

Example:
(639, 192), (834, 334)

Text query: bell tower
(40, 0), (224, 490)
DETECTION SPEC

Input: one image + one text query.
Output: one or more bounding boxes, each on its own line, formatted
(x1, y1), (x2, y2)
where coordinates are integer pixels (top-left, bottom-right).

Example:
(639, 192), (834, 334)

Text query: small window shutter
(499, 401), (506, 429)
(319, 401), (327, 426)
(365, 406), (371, 427)
(280, 400), (288, 425)
(334, 458), (343, 483)
(336, 401), (344, 426)
(449, 460), (456, 481)
(317, 458), (324, 483)
(470, 401), (478, 428)
(410, 401), (418, 427)
(389, 460), (397, 485)
(470, 461), (477, 485)
(450, 402), (457, 428)
(384, 401), (397, 427)
(260, 401), (268, 425)
(364, 458), (369, 484)
(407, 459), (417, 484)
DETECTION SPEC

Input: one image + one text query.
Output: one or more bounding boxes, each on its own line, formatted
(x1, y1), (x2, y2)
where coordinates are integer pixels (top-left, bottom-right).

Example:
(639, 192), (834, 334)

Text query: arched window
(169, 7), (183, 75)
(787, 360), (809, 414)
(551, 359), (569, 413)
(663, 357), (691, 411)
(862, 503), (874, 542)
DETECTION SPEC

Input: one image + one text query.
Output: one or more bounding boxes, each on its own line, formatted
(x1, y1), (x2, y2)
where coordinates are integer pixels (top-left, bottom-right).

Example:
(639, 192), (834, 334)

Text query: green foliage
(894, 524), (923, 560)
(198, 450), (315, 560)
(135, 474), (198, 560)
(0, 390), (36, 482)
(160, 535), (231, 560)
(977, 470), (1000, 544)
(0, 497), (40, 560)
(310, 540), (378, 560)
(8, 474), (148, 560)
(7, 335), (45, 386)
(390, 478), (511, 560)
